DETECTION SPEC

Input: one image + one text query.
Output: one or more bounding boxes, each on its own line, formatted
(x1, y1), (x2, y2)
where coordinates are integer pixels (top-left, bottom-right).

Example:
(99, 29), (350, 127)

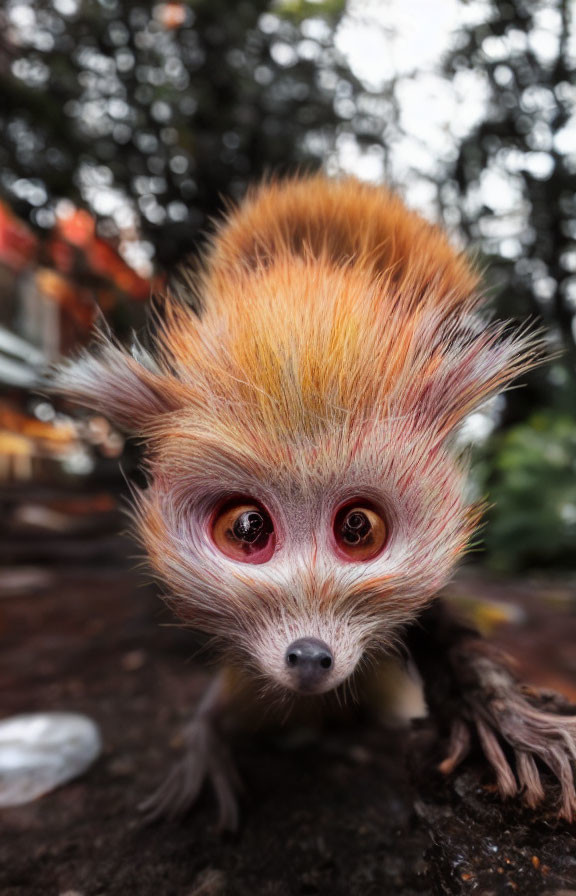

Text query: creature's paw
(139, 718), (241, 832)
(438, 657), (576, 821)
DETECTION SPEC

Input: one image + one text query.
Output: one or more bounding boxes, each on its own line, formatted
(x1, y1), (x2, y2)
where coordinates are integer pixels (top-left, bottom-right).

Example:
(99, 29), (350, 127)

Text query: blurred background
(0, 0), (575, 575)
(1, 3), (576, 891)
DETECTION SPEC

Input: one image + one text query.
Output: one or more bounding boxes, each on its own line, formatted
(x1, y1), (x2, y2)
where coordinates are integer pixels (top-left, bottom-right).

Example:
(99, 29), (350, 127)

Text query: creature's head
(51, 177), (542, 697)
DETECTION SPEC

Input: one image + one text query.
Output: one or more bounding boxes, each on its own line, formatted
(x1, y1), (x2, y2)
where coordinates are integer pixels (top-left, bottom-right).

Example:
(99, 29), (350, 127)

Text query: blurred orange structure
(0, 201), (150, 358)
(0, 200), (150, 480)
(154, 2), (187, 29)
(0, 402), (78, 480)
(0, 203), (37, 271)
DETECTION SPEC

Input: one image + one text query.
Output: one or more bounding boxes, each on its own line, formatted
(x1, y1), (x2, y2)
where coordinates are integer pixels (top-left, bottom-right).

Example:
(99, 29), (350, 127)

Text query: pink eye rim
(210, 496), (276, 564)
(331, 498), (389, 562)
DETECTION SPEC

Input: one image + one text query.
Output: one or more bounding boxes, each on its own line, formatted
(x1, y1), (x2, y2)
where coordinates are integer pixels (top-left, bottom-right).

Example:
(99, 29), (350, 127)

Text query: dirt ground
(1, 486), (576, 896)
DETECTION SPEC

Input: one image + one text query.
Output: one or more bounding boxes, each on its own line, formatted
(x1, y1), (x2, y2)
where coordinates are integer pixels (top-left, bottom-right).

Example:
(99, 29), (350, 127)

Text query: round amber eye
(211, 500), (275, 563)
(333, 502), (388, 561)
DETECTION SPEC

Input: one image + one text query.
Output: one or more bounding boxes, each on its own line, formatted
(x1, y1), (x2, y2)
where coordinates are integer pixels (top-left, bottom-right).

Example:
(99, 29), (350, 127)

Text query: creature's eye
(211, 499), (275, 563)
(333, 501), (388, 561)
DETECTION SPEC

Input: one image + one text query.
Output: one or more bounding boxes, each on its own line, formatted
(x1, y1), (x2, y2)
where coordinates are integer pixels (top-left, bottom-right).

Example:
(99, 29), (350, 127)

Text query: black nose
(285, 637), (334, 692)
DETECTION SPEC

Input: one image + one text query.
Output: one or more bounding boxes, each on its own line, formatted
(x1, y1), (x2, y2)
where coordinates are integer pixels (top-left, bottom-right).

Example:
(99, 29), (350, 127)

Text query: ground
(1, 483), (576, 896)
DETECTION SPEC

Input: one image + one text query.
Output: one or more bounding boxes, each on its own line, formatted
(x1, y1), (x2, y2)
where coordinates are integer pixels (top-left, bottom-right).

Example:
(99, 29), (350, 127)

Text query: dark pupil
(342, 511), (370, 544)
(233, 511), (265, 543)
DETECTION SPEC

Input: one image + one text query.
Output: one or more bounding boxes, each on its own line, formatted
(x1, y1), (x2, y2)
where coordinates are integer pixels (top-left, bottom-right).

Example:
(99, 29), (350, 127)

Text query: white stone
(0, 712), (101, 807)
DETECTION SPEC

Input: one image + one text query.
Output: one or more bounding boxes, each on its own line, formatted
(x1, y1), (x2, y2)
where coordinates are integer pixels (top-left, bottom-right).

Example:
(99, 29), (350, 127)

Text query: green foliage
(479, 412), (576, 572)
(273, 0), (346, 23)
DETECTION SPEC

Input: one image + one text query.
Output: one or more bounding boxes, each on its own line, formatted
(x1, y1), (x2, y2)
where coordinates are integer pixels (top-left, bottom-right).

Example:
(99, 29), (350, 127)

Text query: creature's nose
(285, 637), (334, 692)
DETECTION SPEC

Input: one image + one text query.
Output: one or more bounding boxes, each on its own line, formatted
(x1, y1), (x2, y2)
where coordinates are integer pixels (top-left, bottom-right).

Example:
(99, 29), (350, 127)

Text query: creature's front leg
(406, 599), (576, 820)
(140, 668), (241, 831)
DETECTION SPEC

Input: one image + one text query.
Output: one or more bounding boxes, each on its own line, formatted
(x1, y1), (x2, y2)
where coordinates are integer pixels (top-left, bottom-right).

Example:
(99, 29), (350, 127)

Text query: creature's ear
(414, 317), (545, 441)
(48, 334), (185, 434)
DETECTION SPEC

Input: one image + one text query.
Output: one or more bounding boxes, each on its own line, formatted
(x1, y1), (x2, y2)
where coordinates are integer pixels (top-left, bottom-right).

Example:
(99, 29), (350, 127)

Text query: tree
(0, 0), (384, 269)
(442, 0), (576, 422)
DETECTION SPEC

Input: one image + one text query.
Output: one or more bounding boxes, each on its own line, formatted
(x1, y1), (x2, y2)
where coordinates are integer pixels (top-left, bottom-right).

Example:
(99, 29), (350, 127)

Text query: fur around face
(51, 176), (542, 693)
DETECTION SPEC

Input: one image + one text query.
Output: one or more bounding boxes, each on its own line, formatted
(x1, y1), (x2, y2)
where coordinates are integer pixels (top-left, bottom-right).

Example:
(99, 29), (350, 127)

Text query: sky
(336, 0), (576, 266)
(338, 0), (472, 83)
(334, 0), (490, 211)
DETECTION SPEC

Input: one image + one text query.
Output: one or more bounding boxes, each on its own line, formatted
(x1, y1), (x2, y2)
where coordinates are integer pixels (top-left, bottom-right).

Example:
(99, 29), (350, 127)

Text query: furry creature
(52, 176), (576, 829)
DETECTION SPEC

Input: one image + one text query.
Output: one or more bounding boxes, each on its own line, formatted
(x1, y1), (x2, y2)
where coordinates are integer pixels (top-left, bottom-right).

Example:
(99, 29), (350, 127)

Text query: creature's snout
(284, 637), (334, 694)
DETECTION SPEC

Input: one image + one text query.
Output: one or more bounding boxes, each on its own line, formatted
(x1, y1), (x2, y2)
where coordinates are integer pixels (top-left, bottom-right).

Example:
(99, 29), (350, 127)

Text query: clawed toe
(515, 749), (545, 809)
(139, 719), (241, 831)
(439, 694), (576, 821)
(437, 718), (471, 775)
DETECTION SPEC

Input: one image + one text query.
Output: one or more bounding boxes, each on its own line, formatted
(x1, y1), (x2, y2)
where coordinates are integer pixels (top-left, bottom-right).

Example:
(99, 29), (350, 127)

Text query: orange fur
(143, 176), (540, 452)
